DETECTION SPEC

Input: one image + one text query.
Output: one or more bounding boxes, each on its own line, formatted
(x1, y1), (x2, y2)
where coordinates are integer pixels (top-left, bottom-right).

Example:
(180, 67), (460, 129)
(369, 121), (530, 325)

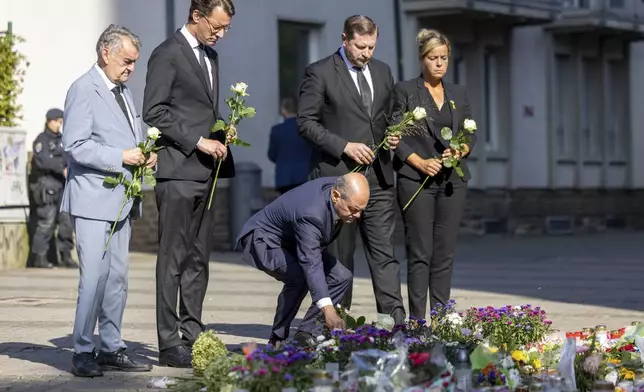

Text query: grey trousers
(72, 216), (130, 354)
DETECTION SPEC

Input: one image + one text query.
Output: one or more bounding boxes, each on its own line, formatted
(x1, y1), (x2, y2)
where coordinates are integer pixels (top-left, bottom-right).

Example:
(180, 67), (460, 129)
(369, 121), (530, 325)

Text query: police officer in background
(29, 108), (76, 269)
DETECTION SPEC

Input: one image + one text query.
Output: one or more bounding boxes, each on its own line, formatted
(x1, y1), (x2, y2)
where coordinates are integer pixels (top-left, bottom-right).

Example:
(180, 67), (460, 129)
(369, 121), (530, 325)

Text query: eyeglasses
(201, 14), (231, 34)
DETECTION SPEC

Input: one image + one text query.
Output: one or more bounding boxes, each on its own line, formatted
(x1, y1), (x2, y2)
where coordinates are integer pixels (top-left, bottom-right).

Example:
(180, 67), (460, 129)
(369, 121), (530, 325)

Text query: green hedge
(0, 23), (29, 127)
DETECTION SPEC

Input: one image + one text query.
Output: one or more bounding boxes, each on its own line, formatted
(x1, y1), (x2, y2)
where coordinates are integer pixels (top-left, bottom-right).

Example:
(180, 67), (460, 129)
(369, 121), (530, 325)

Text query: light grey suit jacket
(61, 66), (144, 222)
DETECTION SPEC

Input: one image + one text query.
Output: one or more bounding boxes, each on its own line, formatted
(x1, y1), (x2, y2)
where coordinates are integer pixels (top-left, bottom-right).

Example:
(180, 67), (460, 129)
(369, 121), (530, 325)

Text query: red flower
(409, 352), (430, 366)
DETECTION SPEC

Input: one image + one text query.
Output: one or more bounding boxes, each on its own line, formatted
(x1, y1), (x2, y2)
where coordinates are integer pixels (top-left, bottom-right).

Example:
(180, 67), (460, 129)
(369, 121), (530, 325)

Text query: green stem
(351, 138), (388, 173)
(206, 158), (223, 210)
(105, 185), (130, 252)
(402, 176), (430, 212)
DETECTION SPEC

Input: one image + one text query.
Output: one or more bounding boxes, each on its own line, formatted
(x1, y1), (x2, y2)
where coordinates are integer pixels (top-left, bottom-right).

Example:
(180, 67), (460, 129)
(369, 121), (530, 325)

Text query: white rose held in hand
(412, 106), (427, 121)
(147, 127), (161, 140)
(207, 82), (256, 210)
(464, 118), (477, 132)
(231, 82), (248, 96)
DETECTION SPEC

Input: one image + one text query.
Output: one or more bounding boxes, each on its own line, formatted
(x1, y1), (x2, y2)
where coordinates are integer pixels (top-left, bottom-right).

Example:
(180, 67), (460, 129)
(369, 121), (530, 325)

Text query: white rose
(412, 107), (427, 121)
(231, 82), (248, 96)
(463, 118), (477, 132)
(147, 127), (161, 140)
(501, 355), (514, 369)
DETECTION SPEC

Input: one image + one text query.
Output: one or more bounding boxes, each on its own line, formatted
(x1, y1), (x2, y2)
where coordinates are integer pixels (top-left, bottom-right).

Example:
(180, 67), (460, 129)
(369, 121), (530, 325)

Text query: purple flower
(284, 373), (293, 382)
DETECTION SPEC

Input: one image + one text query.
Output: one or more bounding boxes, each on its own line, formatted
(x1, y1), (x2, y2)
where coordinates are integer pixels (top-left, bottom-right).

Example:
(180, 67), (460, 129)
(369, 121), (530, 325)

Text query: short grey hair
(96, 24), (141, 57)
(333, 175), (354, 200)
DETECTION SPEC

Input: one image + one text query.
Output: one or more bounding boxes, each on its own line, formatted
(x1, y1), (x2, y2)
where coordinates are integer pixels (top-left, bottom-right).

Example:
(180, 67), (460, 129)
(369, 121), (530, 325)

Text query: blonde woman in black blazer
(392, 29), (478, 319)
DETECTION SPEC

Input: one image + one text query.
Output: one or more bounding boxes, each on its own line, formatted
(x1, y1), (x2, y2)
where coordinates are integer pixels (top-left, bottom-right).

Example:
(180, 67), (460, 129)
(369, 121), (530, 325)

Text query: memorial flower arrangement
(178, 302), (644, 392)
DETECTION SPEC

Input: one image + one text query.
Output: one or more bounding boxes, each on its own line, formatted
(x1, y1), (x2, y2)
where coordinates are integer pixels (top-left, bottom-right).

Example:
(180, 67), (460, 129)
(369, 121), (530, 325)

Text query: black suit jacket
(142, 30), (234, 181)
(393, 76), (477, 182)
(297, 50), (395, 186)
(235, 177), (343, 303)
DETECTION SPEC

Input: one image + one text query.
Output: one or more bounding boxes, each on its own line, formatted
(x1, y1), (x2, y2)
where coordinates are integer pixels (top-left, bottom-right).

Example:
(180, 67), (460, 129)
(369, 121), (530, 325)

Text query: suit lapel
(334, 53), (369, 118)
(416, 77), (439, 139)
(179, 38), (214, 103)
(368, 62), (383, 119)
(90, 68), (136, 141)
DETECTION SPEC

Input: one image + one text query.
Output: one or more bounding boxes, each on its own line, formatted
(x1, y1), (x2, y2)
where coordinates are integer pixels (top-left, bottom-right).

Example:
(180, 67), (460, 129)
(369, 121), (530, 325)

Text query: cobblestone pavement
(1, 232), (643, 391)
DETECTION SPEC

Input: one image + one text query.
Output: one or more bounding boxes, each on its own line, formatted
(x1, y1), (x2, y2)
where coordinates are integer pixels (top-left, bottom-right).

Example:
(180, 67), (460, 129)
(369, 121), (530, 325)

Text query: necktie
(198, 44), (212, 97)
(354, 66), (372, 116)
(331, 220), (343, 239)
(111, 86), (132, 130)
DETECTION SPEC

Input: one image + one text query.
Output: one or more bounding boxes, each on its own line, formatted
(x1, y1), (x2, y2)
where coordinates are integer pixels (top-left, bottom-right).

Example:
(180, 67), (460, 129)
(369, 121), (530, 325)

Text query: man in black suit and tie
(235, 173), (370, 347)
(297, 15), (405, 324)
(142, 0), (235, 368)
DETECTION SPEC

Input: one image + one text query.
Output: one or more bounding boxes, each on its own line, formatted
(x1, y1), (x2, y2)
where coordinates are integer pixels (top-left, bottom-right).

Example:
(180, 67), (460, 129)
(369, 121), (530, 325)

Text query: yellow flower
(620, 367), (635, 380)
(511, 351), (527, 363)
(531, 359), (542, 370)
(608, 358), (621, 365)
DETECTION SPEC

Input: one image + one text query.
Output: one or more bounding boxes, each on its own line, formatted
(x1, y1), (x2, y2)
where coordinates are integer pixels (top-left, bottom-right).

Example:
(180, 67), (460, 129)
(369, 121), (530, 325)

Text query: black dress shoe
(293, 331), (317, 348)
(159, 344), (192, 368)
(59, 251), (78, 269)
(96, 348), (152, 372)
(32, 254), (53, 269)
(268, 334), (284, 350)
(72, 352), (103, 377)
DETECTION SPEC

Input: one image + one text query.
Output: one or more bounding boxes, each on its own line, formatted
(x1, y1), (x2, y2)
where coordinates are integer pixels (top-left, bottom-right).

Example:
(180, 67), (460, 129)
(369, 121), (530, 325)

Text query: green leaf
(144, 174), (156, 187)
(130, 179), (142, 195)
(441, 127), (453, 141)
(153, 145), (165, 152)
(137, 141), (146, 150)
(346, 316), (356, 330)
(450, 141), (460, 150)
(239, 106), (256, 118)
(117, 173), (125, 182)
(356, 316), (366, 327)
(231, 138), (251, 147)
(211, 119), (226, 132)
(443, 159), (453, 168)
(103, 176), (120, 186)
(455, 166), (465, 178)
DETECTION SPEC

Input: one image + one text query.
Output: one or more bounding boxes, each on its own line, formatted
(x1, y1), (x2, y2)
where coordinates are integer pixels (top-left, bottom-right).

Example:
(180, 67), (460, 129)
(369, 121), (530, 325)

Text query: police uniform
(29, 108), (76, 268)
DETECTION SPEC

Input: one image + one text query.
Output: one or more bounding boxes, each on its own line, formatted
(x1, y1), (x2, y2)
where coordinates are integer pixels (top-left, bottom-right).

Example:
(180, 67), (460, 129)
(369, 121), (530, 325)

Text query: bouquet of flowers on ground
(103, 127), (161, 251)
(351, 106), (427, 173)
(206, 82), (256, 210)
(401, 117), (477, 212)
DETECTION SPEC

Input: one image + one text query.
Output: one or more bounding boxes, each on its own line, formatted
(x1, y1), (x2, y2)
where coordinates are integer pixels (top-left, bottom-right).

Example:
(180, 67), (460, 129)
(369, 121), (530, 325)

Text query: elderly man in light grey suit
(61, 24), (155, 377)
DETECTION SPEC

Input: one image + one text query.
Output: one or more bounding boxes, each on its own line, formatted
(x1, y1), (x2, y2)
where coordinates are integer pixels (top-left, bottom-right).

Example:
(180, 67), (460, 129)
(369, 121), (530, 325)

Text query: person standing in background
(268, 97), (313, 195)
(28, 108), (76, 269)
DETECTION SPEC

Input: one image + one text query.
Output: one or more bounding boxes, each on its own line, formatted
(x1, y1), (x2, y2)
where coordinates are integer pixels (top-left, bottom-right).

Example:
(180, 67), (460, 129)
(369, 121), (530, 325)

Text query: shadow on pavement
(210, 232), (644, 313)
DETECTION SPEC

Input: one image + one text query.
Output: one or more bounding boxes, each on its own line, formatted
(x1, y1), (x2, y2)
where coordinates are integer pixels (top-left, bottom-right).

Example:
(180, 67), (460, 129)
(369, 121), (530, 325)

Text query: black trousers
(31, 197), (74, 257)
(397, 175), (467, 319)
(262, 248), (352, 340)
(323, 169), (405, 322)
(155, 179), (215, 351)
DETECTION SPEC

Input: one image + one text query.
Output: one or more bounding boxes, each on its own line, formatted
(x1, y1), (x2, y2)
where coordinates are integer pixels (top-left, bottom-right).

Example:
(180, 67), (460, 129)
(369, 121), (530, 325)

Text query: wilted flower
(146, 127), (161, 140)
(231, 82), (248, 96)
(463, 118), (477, 132)
(583, 354), (602, 374)
(412, 106), (427, 121)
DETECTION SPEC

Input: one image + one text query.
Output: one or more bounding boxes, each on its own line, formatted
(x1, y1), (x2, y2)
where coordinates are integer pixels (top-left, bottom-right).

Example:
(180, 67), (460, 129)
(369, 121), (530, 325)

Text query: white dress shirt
(180, 25), (213, 89)
(339, 46), (374, 97)
(94, 64), (134, 126)
(180, 25), (212, 149)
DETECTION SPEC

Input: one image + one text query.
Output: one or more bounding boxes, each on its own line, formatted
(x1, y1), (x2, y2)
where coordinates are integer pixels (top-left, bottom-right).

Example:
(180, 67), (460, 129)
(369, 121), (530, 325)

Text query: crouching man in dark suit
(235, 173), (369, 348)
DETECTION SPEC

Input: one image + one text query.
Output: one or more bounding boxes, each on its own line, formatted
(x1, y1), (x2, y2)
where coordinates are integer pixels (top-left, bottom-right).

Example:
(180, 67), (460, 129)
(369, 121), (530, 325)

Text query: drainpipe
(166, 0), (175, 38)
(393, 0), (404, 82)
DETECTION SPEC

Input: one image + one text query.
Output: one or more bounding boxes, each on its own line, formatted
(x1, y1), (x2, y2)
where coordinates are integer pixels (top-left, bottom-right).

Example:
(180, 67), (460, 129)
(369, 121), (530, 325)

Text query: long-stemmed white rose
(206, 82), (256, 210)
(351, 106), (427, 173)
(102, 127), (162, 250)
(402, 118), (477, 212)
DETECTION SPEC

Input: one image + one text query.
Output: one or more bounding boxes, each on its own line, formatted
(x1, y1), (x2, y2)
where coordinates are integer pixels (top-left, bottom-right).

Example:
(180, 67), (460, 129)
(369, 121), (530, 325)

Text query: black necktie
(354, 66), (372, 116)
(198, 44), (212, 97)
(111, 86), (132, 130)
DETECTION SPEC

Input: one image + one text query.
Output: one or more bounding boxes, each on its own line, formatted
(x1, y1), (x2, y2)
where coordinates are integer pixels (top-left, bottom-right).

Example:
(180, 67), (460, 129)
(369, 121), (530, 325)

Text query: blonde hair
(417, 29), (451, 59)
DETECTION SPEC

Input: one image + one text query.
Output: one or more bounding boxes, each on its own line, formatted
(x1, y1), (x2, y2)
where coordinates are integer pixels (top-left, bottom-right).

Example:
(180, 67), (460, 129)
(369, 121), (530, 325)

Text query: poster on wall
(0, 128), (29, 207)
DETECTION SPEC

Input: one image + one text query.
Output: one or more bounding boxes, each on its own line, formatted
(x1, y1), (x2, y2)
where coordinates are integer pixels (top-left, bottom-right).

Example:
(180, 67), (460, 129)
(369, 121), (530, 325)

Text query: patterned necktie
(354, 66), (372, 116)
(198, 44), (212, 97)
(111, 86), (132, 130)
